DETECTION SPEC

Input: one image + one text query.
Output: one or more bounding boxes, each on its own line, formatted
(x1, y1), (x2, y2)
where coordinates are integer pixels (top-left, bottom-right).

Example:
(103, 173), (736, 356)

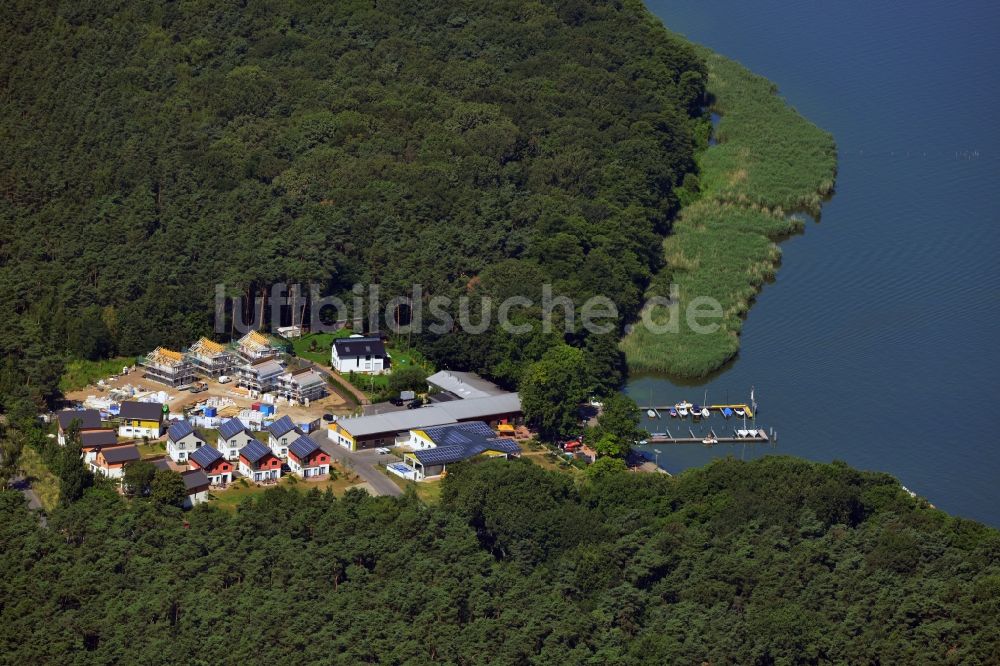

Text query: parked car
(217, 375), (232, 384)
(389, 397), (405, 406)
(322, 413), (335, 422)
(375, 447), (391, 454)
(406, 398), (423, 409)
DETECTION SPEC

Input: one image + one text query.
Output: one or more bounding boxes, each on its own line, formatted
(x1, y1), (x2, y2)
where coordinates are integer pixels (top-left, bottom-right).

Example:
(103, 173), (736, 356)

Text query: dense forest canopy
(1, 455), (997, 664)
(0, 0), (708, 409)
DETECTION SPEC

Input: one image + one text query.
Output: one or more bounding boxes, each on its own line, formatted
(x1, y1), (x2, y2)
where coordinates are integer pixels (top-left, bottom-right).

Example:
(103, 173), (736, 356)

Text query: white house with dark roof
(166, 421), (205, 464)
(56, 409), (103, 445)
(331, 336), (388, 374)
(266, 415), (300, 459)
(181, 469), (210, 508)
(216, 418), (257, 461)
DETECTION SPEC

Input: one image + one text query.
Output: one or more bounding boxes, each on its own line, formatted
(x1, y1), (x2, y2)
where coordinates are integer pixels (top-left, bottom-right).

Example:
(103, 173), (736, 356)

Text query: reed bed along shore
(623, 46), (837, 377)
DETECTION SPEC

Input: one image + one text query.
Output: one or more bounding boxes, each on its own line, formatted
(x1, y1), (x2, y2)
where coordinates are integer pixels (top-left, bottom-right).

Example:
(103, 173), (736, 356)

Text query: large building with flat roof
(328, 393), (522, 451)
(426, 370), (507, 400)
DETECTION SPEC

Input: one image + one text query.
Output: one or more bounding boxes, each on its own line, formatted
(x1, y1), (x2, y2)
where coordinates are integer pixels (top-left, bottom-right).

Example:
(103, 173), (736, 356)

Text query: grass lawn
(136, 440), (167, 459)
(348, 372), (389, 394)
(347, 344), (435, 397)
(521, 448), (583, 477)
(210, 469), (363, 511)
(60, 356), (139, 392)
(383, 470), (443, 504)
(294, 333), (435, 401)
(386, 345), (433, 373)
(20, 447), (60, 511)
(291, 331), (350, 367)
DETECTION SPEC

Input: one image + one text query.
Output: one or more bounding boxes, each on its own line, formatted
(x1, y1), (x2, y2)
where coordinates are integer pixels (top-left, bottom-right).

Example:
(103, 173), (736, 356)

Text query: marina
(638, 403), (756, 419)
(645, 427), (773, 445)
(638, 389), (773, 446)
(635, 0), (1000, 527)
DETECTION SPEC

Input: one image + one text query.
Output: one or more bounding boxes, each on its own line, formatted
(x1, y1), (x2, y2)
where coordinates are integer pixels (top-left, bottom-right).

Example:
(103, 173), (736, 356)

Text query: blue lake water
(631, 0), (1000, 525)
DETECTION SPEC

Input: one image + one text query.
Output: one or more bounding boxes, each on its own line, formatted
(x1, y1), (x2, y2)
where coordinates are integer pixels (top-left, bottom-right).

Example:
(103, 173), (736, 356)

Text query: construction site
(65, 331), (354, 430)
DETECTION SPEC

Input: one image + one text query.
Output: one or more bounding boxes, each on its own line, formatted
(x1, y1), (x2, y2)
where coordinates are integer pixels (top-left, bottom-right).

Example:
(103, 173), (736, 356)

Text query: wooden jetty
(639, 403), (755, 419)
(646, 428), (770, 445)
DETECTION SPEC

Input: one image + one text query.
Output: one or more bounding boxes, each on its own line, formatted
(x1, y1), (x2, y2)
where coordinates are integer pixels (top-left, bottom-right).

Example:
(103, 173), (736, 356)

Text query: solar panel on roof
(190, 445), (223, 467)
(167, 420), (195, 442)
(267, 415), (297, 438)
(485, 440), (521, 455)
(413, 445), (471, 466)
(423, 421), (497, 449)
(411, 421), (521, 467)
(219, 418), (249, 440)
(288, 435), (320, 459)
(240, 439), (272, 463)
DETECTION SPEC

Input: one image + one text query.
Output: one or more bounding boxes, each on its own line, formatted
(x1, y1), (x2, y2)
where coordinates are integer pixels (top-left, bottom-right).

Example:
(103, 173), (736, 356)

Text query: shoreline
(622, 41), (837, 378)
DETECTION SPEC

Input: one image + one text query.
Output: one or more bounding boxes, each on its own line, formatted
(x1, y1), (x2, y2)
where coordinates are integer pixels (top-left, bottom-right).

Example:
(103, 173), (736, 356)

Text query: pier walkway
(646, 428), (771, 445)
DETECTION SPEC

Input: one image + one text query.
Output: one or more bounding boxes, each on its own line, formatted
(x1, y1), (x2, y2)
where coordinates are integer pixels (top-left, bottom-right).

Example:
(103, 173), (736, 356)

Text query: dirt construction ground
(65, 368), (353, 425)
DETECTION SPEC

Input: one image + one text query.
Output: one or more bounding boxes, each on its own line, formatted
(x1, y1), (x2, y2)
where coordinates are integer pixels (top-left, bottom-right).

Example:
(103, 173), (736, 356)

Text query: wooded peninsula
(5, 2), (995, 663)
(1, 0), (834, 415)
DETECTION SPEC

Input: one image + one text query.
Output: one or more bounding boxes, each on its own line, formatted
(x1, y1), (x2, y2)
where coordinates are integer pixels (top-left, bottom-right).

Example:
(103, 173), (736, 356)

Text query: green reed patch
(624, 44), (836, 377)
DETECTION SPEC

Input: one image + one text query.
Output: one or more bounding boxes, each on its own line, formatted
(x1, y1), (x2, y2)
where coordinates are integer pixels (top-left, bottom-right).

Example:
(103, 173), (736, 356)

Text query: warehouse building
(328, 392), (521, 451)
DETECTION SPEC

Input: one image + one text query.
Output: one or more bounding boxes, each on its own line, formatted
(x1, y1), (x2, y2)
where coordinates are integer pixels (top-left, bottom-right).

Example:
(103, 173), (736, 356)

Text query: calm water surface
(630, 0), (1000, 525)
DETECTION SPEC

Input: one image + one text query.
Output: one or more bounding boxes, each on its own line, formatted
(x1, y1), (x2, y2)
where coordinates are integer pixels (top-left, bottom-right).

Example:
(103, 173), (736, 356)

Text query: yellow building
(117, 401), (165, 439)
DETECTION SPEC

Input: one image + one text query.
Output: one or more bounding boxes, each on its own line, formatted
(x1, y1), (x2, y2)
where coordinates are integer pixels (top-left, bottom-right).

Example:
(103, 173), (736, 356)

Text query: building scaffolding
(187, 337), (236, 377)
(142, 347), (196, 387)
(279, 368), (327, 403)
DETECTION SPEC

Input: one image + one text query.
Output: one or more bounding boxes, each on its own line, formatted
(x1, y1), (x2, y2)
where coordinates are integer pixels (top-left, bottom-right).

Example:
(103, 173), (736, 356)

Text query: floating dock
(646, 428), (770, 445)
(640, 403), (755, 419)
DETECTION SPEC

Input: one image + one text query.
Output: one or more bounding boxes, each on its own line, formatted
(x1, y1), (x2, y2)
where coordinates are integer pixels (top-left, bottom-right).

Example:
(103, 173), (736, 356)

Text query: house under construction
(279, 368), (328, 403)
(187, 337), (235, 378)
(237, 356), (284, 394)
(235, 330), (285, 364)
(142, 347), (196, 387)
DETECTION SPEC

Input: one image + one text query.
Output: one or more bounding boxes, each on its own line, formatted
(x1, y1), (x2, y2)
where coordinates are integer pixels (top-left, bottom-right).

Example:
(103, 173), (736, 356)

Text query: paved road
(320, 439), (402, 497)
(308, 363), (370, 406)
(10, 476), (48, 527)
